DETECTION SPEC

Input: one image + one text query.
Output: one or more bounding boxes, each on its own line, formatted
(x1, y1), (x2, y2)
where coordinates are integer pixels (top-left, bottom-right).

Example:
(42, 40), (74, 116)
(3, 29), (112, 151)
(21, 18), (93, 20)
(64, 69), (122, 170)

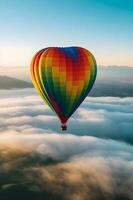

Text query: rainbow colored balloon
(30, 47), (97, 130)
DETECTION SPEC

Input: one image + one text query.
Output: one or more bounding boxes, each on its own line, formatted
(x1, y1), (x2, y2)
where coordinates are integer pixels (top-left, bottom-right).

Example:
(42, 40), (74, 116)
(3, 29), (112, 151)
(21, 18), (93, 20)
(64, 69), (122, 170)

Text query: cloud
(0, 89), (133, 144)
(0, 88), (133, 199)
(0, 133), (133, 200)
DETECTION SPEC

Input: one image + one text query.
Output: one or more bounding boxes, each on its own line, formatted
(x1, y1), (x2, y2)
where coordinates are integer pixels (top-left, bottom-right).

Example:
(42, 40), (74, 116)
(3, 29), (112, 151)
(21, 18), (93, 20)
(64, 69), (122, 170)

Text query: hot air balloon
(30, 47), (97, 131)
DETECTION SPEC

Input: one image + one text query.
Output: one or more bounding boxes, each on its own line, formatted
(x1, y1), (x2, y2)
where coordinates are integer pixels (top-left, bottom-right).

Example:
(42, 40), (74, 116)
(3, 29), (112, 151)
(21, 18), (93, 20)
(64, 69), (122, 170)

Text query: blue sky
(0, 0), (133, 66)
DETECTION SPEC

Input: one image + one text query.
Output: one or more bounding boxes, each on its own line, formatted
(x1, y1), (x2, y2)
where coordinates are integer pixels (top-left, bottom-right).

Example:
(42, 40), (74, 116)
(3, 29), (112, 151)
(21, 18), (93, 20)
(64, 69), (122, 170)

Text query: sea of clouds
(0, 88), (133, 200)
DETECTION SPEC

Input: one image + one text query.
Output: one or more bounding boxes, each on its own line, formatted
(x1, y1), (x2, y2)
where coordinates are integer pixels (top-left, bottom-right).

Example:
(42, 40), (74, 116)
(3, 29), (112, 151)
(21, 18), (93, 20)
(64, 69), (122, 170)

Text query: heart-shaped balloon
(30, 47), (97, 130)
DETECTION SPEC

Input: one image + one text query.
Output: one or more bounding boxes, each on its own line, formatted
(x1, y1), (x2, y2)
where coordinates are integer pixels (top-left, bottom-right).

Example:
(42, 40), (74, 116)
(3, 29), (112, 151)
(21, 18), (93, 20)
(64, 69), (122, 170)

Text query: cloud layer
(0, 133), (133, 200)
(0, 88), (133, 144)
(0, 88), (133, 200)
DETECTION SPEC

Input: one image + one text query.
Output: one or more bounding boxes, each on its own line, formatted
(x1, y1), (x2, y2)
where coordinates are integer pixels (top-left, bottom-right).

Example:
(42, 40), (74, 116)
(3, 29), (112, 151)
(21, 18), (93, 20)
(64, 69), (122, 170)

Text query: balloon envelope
(30, 47), (97, 129)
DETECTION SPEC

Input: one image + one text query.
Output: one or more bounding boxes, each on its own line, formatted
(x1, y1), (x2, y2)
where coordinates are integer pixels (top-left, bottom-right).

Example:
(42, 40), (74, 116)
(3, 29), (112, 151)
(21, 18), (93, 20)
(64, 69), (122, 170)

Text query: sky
(0, 0), (133, 67)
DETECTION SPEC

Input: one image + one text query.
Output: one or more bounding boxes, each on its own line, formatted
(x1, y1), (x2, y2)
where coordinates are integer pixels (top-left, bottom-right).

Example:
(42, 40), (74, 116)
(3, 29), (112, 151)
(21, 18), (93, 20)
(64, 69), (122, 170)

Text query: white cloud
(0, 88), (133, 199)
(0, 133), (133, 200)
(0, 89), (133, 144)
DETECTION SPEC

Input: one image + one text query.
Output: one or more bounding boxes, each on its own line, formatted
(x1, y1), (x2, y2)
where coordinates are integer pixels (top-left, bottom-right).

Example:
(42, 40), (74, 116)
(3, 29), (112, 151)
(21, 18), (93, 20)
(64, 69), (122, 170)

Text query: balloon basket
(61, 124), (67, 131)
